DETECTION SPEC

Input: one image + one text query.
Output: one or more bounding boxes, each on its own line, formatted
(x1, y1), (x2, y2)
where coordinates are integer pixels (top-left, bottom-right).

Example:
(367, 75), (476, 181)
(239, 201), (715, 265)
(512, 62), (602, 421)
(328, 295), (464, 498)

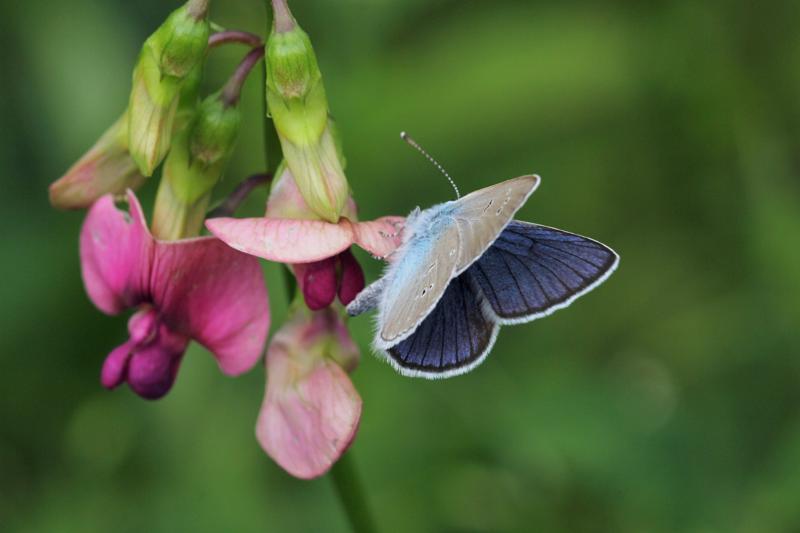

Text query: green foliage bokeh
(1, 1), (800, 532)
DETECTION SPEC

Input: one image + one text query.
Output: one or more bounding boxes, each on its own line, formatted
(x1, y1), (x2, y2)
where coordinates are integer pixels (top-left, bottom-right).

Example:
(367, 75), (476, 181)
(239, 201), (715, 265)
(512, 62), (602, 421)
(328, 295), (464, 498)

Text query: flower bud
(128, 0), (210, 176)
(152, 93), (240, 240)
(265, 0), (349, 223)
(49, 113), (145, 209)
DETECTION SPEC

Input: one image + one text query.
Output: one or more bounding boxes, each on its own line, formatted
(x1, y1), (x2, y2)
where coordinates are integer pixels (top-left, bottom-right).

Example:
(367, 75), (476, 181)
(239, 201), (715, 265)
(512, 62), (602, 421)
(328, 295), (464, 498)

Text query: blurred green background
(2, 0), (800, 531)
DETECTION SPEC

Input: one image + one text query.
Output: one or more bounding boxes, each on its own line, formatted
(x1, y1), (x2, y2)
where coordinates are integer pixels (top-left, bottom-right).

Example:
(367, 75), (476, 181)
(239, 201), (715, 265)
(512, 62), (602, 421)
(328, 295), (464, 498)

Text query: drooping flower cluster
(50, 0), (403, 478)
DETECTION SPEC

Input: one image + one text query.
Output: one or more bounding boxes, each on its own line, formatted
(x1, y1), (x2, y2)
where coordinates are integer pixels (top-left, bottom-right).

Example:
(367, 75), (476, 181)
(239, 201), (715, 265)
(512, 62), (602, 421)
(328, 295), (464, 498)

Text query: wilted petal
(150, 237), (270, 375)
(337, 250), (364, 306)
(206, 217), (353, 263)
(80, 191), (154, 314)
(49, 114), (146, 210)
(349, 216), (405, 259)
(256, 338), (361, 479)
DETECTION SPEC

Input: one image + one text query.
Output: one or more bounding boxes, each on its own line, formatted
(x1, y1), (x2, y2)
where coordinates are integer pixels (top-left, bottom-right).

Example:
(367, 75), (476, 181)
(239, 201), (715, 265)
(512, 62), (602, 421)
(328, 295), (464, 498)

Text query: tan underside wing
(453, 175), (540, 273)
(379, 222), (461, 343)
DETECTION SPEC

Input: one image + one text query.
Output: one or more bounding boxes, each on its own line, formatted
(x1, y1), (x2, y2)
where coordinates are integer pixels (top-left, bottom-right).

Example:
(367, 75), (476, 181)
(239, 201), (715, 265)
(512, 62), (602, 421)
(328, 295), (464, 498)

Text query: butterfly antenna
(400, 131), (460, 199)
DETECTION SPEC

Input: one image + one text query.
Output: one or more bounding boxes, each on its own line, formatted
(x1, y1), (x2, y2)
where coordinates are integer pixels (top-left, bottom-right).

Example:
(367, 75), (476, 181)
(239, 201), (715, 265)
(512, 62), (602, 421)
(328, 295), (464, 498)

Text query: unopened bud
(265, 0), (348, 223)
(128, 0), (210, 176)
(151, 93), (240, 240)
(49, 113), (145, 209)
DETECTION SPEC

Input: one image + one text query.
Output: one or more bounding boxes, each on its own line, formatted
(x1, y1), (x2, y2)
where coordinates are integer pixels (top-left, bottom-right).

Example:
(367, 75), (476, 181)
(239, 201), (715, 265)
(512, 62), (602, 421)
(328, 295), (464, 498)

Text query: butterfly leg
(346, 277), (387, 316)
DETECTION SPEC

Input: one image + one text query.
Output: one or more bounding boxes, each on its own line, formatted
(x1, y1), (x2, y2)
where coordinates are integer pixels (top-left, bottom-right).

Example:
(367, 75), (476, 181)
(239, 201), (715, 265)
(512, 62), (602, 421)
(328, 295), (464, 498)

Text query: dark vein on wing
(460, 279), (474, 360)
(498, 250), (532, 309)
(505, 252), (552, 308)
(533, 248), (591, 281)
(475, 262), (503, 314)
(535, 240), (606, 269)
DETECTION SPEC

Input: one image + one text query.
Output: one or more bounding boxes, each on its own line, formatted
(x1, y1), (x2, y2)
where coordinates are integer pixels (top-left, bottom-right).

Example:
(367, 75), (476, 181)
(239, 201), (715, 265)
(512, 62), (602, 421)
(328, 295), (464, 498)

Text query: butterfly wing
(384, 274), (499, 378)
(452, 175), (540, 274)
(377, 220), (461, 347)
(469, 221), (618, 323)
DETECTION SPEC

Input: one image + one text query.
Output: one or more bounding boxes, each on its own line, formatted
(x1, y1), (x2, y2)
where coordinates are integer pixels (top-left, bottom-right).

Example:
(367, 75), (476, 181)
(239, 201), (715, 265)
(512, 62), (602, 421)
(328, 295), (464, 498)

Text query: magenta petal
(295, 259), (338, 311)
(349, 216), (405, 259)
(101, 341), (133, 390)
(126, 323), (189, 400)
(337, 250), (365, 306)
(80, 191), (153, 314)
(256, 343), (362, 479)
(205, 217), (353, 263)
(150, 237), (270, 376)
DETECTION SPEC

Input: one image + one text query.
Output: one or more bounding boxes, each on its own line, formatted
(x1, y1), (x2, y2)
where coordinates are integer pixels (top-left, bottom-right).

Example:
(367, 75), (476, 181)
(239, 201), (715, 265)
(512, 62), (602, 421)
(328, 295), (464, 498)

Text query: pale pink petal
(264, 167), (319, 220)
(206, 217), (353, 263)
(326, 308), (361, 373)
(256, 343), (362, 479)
(79, 191), (153, 314)
(150, 237), (270, 376)
(349, 216), (405, 259)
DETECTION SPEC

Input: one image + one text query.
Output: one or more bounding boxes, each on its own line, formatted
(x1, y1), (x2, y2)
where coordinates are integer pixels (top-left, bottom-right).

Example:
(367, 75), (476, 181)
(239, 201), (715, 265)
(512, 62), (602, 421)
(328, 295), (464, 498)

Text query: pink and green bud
(128, 0), (210, 176)
(49, 113), (145, 209)
(256, 305), (360, 478)
(152, 92), (240, 240)
(265, 0), (349, 223)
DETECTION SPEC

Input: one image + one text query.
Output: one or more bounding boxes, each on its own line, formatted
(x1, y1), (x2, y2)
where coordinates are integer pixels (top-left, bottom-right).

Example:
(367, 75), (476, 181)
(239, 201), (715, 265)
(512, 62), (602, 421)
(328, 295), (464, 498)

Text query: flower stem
(207, 173), (271, 218)
(330, 452), (378, 533)
(221, 47), (265, 107)
(208, 30), (262, 48)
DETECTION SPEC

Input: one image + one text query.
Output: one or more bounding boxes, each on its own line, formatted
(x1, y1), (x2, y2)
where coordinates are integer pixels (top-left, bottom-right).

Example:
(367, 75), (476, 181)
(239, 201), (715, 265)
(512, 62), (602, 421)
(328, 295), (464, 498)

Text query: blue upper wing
(386, 273), (498, 378)
(469, 221), (618, 323)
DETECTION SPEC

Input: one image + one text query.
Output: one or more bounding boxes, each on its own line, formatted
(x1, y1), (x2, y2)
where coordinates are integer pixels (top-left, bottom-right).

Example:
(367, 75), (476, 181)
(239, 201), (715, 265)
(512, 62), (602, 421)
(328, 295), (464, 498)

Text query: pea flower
(256, 305), (360, 478)
(49, 113), (145, 209)
(82, 190), (270, 399)
(206, 166), (404, 310)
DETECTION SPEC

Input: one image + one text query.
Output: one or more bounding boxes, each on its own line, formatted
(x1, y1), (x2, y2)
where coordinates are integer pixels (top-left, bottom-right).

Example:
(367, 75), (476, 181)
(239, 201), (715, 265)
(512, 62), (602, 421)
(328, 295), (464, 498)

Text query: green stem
(330, 452), (378, 533)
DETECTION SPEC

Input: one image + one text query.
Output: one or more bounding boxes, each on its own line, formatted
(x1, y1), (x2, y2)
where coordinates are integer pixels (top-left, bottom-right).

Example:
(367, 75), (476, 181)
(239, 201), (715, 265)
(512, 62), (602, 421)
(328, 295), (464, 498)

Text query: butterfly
(346, 173), (618, 379)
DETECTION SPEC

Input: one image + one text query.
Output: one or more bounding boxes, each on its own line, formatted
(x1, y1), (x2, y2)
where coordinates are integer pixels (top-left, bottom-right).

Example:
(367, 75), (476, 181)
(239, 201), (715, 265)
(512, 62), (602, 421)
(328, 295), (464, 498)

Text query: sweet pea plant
(50, 0), (402, 528)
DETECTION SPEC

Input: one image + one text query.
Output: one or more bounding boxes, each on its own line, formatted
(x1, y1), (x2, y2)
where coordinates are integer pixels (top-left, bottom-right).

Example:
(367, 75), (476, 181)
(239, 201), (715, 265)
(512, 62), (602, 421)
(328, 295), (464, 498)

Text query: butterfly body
(347, 175), (618, 379)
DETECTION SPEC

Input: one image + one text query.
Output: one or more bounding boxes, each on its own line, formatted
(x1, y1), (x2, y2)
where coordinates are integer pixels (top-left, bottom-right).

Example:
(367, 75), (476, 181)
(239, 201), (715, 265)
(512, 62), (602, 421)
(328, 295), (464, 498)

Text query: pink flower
(81, 190), (270, 399)
(256, 306), (361, 479)
(206, 167), (404, 309)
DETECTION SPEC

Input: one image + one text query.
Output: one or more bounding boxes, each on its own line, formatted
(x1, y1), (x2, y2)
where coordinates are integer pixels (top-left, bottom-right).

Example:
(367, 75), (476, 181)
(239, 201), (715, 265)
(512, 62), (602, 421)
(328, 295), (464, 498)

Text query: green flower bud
(128, 0), (210, 177)
(265, 0), (349, 223)
(151, 93), (240, 240)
